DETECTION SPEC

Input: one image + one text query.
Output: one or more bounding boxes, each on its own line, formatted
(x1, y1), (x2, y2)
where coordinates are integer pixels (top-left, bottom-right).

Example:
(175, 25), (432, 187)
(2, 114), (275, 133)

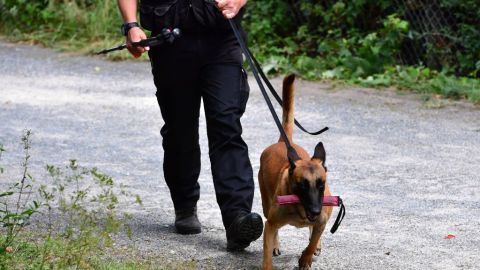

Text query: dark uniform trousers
(148, 28), (254, 229)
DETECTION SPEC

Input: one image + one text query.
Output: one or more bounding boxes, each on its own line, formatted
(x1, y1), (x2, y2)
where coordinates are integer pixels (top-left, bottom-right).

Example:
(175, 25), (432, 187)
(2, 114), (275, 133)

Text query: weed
(0, 131), (142, 269)
(0, 130), (40, 255)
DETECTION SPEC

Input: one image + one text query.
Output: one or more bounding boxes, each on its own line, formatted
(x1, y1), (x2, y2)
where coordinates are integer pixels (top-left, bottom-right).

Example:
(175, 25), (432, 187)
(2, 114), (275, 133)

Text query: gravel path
(1, 41), (479, 269)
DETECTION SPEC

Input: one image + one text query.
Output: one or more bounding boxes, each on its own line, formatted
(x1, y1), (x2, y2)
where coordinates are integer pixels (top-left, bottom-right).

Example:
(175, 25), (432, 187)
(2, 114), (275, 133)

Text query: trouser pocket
(139, 0), (178, 31)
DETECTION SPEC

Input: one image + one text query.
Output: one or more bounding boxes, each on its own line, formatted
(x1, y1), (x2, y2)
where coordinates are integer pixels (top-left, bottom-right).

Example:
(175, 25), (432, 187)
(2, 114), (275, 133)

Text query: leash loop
(330, 198), (346, 234)
(248, 50), (329, 136)
(228, 19), (300, 163)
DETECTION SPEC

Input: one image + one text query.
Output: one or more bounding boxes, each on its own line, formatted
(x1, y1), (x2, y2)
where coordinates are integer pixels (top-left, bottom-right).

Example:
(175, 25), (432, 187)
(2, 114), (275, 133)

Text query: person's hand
(215, 0), (247, 19)
(126, 27), (149, 58)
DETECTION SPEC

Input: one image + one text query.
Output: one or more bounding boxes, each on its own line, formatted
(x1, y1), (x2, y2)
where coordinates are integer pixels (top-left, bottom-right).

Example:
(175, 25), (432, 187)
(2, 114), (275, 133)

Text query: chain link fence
(285, 0), (479, 76)
(394, 0), (460, 70)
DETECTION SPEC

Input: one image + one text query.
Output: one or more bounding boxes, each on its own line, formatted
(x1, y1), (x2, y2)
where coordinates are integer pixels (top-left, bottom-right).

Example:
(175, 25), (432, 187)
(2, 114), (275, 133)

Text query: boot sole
(175, 226), (202, 235)
(227, 213), (263, 251)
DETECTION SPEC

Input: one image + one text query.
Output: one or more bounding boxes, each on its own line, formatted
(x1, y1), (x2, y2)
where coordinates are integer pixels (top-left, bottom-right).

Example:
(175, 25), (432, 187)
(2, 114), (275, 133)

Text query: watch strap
(121, 22), (140, 36)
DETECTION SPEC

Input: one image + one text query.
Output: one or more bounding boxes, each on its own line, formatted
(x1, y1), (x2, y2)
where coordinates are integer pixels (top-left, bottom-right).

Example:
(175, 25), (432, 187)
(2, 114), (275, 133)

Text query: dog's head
(288, 142), (327, 222)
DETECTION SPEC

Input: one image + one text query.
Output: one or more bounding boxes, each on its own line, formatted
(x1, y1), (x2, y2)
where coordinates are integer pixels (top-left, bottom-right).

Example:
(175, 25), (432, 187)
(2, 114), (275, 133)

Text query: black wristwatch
(121, 22), (140, 36)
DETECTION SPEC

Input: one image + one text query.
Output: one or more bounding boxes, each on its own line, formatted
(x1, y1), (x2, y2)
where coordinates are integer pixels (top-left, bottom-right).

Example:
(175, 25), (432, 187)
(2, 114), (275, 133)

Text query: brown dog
(258, 75), (332, 270)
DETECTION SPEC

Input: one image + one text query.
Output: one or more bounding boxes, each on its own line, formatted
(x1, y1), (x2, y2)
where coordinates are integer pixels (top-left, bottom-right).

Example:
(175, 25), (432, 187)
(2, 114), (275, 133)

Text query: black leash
(228, 19), (301, 163)
(96, 28), (181, 55)
(247, 49), (329, 136)
(231, 23), (329, 137)
(330, 198), (346, 234)
(229, 19), (345, 234)
(229, 19), (329, 157)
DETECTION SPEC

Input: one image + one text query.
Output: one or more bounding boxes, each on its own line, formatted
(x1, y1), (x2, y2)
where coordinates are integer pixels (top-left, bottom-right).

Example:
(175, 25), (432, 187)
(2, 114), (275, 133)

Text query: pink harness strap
(277, 195), (340, 206)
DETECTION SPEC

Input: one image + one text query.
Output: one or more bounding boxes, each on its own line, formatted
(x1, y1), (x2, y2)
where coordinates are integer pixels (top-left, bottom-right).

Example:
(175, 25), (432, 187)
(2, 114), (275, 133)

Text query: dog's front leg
(309, 226), (323, 256)
(262, 220), (277, 270)
(273, 230), (281, 256)
(299, 224), (324, 269)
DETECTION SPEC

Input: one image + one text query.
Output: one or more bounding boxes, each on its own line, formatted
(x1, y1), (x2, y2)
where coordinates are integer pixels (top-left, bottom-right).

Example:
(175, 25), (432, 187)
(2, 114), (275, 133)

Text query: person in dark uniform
(117, 0), (263, 251)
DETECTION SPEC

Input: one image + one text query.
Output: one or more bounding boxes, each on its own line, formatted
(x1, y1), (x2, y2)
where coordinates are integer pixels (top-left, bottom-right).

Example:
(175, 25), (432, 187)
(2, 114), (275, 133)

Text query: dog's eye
(316, 178), (324, 188)
(298, 180), (309, 189)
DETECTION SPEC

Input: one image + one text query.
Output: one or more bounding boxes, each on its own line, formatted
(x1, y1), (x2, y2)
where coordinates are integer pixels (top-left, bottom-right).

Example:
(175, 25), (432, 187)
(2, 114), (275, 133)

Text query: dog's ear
(312, 142), (326, 167)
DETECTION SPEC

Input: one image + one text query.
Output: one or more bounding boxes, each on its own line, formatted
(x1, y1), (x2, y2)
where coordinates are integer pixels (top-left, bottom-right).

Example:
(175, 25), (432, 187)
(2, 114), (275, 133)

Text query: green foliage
(0, 0), (126, 57)
(0, 131), (40, 255)
(37, 160), (138, 269)
(1, 234), (198, 270)
(242, 0), (479, 102)
(354, 66), (480, 103)
(0, 131), (142, 269)
(244, 0), (479, 77)
(337, 14), (409, 78)
(244, 1), (406, 75)
(0, 0), (45, 31)
(435, 0), (480, 76)
(0, 0), (478, 102)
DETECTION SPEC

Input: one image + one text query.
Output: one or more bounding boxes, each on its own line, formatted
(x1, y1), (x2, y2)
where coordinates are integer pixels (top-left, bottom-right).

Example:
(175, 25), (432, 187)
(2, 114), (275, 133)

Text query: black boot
(174, 206), (202, 235)
(226, 211), (263, 251)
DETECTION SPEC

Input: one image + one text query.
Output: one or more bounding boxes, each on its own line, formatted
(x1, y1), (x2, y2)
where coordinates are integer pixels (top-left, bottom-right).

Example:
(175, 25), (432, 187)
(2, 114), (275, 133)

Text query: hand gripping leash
(96, 28), (181, 55)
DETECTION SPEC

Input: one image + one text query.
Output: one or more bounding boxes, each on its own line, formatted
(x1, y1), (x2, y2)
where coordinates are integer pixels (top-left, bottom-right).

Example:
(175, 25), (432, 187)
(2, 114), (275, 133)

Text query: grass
(353, 66), (480, 104)
(0, 233), (198, 270)
(0, 131), (145, 270)
(0, 0), (136, 60)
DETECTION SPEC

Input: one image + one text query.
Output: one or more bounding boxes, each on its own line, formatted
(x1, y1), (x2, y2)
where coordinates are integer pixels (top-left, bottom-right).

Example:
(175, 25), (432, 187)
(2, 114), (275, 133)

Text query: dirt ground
(1, 41), (479, 269)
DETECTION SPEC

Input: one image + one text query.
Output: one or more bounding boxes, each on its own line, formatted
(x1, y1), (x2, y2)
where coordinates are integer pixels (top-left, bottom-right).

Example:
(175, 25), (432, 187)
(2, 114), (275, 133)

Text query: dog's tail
(279, 74), (295, 143)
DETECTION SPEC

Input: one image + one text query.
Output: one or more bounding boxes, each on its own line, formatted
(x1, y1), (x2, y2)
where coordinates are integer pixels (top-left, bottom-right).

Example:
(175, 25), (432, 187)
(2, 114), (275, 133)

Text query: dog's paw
(299, 265), (312, 270)
(298, 252), (313, 270)
(298, 263), (312, 270)
(314, 248), (321, 256)
(273, 248), (281, 256)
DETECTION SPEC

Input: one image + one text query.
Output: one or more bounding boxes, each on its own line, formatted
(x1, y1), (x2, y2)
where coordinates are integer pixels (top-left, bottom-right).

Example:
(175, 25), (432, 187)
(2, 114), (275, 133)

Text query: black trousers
(148, 29), (254, 228)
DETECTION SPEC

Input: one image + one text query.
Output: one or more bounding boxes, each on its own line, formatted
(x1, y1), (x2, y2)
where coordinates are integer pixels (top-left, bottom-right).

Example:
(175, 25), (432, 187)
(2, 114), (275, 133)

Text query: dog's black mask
(290, 142), (327, 222)
(293, 177), (325, 222)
